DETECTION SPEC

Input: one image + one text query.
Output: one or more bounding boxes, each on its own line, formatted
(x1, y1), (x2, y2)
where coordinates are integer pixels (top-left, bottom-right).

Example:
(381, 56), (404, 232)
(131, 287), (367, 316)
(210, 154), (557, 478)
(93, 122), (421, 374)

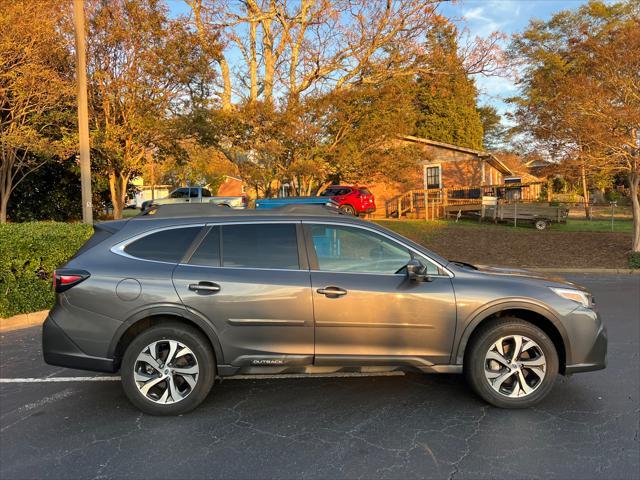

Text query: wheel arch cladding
(457, 307), (568, 374)
(110, 313), (222, 370)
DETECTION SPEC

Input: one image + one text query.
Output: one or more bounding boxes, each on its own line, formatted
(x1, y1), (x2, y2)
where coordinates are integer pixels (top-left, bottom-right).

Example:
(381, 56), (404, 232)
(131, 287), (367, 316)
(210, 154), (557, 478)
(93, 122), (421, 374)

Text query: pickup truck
(140, 187), (247, 211)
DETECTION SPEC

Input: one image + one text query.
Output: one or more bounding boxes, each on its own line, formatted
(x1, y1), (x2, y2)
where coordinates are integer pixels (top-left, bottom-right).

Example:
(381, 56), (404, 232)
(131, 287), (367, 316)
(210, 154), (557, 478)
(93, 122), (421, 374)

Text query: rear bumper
(42, 316), (116, 373)
(565, 324), (607, 374)
(359, 207), (376, 214)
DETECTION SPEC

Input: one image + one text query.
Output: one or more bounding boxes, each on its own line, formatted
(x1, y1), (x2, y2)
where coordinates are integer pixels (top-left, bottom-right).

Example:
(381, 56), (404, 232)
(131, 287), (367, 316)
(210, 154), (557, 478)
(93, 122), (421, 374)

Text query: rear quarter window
(123, 227), (202, 263)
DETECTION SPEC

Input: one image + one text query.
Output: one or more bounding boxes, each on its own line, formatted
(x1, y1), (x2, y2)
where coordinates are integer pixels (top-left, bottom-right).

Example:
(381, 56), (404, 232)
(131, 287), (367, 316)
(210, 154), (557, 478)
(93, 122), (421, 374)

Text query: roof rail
(137, 202), (344, 219)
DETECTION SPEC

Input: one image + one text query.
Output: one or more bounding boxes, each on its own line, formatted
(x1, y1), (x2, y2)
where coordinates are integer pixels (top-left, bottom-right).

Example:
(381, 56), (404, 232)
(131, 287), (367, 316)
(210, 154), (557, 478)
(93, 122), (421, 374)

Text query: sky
(166, 0), (594, 119)
(438, 0), (594, 118)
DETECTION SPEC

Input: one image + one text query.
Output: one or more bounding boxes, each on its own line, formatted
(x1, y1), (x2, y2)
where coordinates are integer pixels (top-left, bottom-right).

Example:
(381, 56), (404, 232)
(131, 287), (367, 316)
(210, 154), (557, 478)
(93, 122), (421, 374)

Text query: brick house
(216, 175), (245, 196)
(368, 135), (515, 216)
(400, 135), (513, 190)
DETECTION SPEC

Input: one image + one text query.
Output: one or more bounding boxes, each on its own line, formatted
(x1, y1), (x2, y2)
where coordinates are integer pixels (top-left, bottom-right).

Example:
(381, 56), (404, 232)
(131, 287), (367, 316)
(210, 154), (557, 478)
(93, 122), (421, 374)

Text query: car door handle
(188, 282), (220, 293)
(316, 286), (347, 297)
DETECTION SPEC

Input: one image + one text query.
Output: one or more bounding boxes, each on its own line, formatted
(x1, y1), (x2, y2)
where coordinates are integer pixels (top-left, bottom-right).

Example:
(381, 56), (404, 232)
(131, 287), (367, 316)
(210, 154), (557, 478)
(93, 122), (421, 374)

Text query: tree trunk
(220, 57), (232, 111)
(248, 6), (258, 102)
(0, 154), (13, 223)
(630, 170), (640, 253)
(0, 188), (9, 224)
(108, 171), (127, 220)
(316, 181), (332, 196)
(580, 162), (590, 219)
(262, 2), (274, 104)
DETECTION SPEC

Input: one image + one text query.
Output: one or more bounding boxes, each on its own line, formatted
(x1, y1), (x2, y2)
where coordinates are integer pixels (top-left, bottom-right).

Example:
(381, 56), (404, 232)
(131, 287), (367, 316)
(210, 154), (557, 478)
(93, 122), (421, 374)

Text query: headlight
(550, 287), (593, 308)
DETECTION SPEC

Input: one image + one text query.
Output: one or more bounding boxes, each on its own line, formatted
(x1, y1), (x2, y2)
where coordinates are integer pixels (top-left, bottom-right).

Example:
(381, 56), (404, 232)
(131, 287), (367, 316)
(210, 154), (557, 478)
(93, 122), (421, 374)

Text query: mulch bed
(409, 226), (631, 268)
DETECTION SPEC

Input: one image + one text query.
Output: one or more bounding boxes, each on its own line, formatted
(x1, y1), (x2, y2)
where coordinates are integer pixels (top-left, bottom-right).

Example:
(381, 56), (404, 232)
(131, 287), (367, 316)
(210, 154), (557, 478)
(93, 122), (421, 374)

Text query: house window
(425, 166), (441, 189)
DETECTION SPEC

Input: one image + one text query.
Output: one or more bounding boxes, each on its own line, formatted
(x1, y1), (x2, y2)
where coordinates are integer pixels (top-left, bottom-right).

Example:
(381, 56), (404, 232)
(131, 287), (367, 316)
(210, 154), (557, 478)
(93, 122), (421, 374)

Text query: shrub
(629, 252), (640, 270)
(0, 222), (92, 318)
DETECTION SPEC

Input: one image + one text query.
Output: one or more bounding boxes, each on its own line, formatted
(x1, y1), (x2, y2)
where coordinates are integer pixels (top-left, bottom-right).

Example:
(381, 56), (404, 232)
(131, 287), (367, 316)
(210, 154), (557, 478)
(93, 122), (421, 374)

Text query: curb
(528, 268), (640, 275)
(0, 310), (49, 333)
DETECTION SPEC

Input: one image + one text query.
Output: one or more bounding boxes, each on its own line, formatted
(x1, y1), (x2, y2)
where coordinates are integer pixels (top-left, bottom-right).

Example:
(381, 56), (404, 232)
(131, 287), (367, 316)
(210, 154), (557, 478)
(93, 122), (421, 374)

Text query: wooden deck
(384, 182), (546, 219)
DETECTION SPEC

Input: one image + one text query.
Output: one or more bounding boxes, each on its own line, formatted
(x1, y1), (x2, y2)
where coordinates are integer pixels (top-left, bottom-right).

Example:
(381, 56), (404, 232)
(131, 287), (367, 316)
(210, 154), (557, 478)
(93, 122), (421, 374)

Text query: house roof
(400, 135), (513, 176)
(525, 158), (553, 168)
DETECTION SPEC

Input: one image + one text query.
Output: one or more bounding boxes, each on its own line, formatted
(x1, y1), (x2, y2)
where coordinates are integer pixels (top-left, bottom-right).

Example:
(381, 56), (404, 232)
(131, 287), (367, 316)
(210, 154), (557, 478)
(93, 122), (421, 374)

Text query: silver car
(43, 204), (607, 415)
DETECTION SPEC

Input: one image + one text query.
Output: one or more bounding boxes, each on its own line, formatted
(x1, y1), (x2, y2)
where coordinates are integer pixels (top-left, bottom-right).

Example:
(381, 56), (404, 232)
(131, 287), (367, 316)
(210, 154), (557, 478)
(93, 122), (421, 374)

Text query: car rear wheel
(121, 322), (215, 415)
(464, 318), (558, 408)
(339, 204), (356, 215)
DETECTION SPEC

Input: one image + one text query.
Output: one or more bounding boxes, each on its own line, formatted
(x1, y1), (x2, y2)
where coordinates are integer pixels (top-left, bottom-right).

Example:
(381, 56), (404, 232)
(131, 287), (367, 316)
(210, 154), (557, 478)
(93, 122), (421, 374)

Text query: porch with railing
(384, 182), (546, 219)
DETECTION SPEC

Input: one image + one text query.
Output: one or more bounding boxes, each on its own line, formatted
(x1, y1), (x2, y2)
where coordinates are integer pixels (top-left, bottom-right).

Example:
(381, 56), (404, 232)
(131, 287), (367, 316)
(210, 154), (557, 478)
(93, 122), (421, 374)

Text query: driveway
(1, 275), (638, 479)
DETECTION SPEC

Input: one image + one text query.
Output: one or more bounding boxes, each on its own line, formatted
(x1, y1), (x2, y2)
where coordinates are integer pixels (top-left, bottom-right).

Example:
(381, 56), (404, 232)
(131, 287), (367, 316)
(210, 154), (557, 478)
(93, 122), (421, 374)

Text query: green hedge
(0, 222), (93, 318)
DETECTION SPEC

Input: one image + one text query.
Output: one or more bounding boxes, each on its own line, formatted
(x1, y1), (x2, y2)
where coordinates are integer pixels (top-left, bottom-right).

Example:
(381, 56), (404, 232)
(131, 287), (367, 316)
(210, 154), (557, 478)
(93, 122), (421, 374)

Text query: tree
(85, 0), (214, 219)
(183, 0), (504, 195)
(510, 0), (640, 251)
(478, 105), (506, 151)
(0, 0), (75, 223)
(414, 24), (485, 150)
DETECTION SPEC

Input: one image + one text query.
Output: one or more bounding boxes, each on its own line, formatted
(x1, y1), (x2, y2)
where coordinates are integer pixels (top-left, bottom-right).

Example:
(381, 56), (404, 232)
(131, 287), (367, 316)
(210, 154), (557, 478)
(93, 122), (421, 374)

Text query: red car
(319, 185), (376, 216)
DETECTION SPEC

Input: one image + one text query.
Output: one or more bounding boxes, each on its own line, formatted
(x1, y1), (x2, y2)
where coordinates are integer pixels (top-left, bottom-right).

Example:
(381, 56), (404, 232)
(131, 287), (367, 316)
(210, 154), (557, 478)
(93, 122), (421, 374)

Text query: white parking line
(0, 371), (405, 383)
(0, 377), (120, 383)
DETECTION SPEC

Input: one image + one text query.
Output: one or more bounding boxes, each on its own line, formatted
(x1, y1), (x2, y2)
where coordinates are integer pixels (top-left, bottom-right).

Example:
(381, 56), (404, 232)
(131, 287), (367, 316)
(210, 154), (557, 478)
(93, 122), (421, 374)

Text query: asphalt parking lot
(1, 274), (638, 479)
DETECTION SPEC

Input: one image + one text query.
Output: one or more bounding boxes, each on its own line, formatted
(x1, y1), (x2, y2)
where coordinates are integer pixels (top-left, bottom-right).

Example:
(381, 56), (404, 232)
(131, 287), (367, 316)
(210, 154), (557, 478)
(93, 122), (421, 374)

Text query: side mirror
(406, 258), (431, 282)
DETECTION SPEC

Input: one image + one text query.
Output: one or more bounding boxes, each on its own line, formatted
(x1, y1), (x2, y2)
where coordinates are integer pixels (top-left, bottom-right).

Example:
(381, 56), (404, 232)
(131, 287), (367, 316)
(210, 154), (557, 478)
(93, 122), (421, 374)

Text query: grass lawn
(375, 219), (634, 269)
(376, 218), (633, 234)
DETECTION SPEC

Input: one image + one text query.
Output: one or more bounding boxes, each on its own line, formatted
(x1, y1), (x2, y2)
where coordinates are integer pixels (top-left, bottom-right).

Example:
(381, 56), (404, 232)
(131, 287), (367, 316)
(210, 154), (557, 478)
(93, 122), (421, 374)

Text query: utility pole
(73, 0), (93, 224)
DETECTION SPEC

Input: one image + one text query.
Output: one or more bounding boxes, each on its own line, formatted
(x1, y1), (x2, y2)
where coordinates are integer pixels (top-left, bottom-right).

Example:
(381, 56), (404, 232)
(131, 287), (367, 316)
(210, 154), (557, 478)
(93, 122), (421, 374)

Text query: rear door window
(188, 227), (220, 266)
(124, 227), (201, 263)
(221, 223), (299, 269)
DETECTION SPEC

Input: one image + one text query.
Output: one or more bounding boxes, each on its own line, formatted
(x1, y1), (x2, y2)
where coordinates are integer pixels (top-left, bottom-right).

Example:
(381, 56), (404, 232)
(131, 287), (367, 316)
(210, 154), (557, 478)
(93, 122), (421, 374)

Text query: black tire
(339, 204), (356, 215)
(464, 318), (558, 409)
(121, 322), (215, 415)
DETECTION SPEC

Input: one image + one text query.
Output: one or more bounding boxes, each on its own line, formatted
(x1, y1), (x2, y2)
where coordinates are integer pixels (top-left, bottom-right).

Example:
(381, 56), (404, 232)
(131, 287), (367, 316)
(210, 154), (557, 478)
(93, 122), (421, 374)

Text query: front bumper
(42, 316), (116, 373)
(565, 323), (607, 374)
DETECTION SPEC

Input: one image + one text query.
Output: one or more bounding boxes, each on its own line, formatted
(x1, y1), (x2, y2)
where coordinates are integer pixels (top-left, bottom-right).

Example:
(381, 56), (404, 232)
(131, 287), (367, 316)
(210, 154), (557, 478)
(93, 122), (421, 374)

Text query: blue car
(255, 197), (339, 209)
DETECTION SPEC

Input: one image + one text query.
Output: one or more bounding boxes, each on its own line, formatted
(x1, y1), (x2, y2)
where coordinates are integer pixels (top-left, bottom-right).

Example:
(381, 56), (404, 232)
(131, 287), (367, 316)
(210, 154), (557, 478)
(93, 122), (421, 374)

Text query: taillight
(242, 196), (248, 205)
(53, 269), (90, 293)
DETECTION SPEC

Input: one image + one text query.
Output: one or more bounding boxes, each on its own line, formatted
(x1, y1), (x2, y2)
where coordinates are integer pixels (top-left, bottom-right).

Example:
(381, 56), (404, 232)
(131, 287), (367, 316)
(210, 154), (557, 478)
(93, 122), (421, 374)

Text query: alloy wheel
(484, 334), (546, 398)
(133, 340), (199, 404)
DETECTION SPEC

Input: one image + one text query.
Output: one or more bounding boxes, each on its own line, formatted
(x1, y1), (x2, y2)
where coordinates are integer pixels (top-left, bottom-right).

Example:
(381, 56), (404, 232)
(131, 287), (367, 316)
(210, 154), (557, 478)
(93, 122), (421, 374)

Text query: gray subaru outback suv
(43, 204), (606, 415)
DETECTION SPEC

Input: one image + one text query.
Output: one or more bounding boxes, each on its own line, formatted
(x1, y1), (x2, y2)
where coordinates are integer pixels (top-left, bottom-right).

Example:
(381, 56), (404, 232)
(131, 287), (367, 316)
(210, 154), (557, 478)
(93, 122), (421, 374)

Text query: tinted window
(310, 224), (415, 274)
(320, 188), (338, 197)
(202, 189), (212, 197)
(189, 188), (200, 198)
(359, 188), (372, 195)
(170, 188), (189, 199)
(188, 226), (220, 266)
(124, 227), (201, 263)
(222, 224), (299, 269)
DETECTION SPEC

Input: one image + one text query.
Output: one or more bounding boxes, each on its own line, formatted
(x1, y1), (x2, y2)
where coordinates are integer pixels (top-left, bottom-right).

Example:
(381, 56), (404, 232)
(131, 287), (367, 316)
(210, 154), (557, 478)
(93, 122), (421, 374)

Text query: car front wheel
(464, 318), (558, 408)
(121, 322), (215, 415)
